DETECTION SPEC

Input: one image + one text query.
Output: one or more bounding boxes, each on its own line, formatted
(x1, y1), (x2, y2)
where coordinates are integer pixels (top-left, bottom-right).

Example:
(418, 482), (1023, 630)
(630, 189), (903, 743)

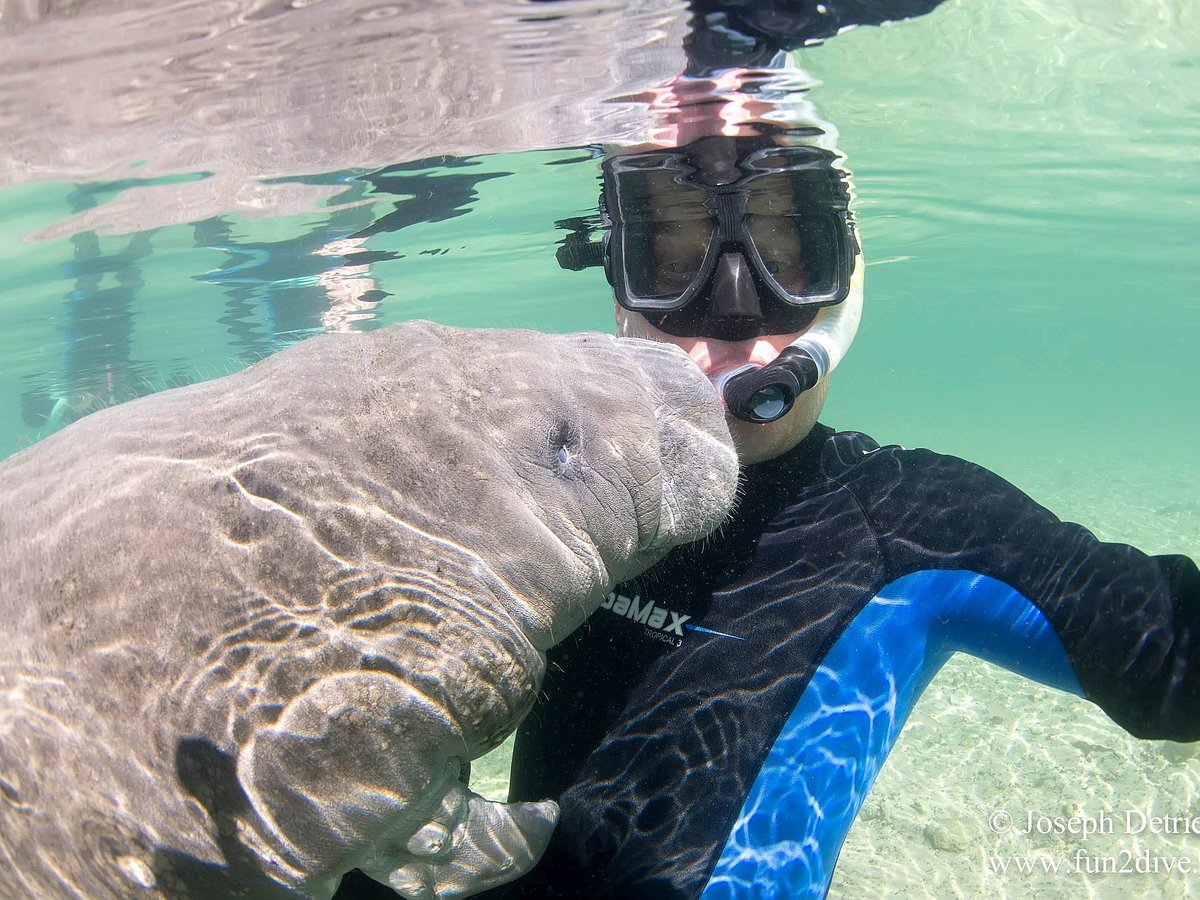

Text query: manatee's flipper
(239, 672), (478, 892)
(238, 671), (555, 897)
(359, 782), (558, 900)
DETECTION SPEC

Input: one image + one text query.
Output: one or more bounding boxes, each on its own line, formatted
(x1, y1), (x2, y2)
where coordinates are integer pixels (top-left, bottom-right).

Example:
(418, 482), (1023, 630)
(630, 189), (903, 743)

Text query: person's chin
(729, 415), (793, 465)
(730, 376), (828, 466)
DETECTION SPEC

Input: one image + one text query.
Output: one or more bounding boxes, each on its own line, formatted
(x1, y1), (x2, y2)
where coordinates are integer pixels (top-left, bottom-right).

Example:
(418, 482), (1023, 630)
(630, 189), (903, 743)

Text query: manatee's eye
(549, 418), (582, 478)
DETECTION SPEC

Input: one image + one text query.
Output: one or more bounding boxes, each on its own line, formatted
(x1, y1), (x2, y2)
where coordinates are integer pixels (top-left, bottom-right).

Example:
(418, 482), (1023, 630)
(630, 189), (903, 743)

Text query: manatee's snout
(618, 337), (740, 550)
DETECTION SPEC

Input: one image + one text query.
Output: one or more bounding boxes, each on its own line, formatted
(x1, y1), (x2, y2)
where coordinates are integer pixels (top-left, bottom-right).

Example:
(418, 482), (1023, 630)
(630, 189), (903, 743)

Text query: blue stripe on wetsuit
(700, 569), (1084, 899)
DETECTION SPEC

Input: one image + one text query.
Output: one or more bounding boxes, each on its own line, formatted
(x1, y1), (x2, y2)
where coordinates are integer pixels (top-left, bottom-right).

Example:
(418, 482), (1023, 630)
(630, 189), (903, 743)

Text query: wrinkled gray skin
(0, 322), (738, 899)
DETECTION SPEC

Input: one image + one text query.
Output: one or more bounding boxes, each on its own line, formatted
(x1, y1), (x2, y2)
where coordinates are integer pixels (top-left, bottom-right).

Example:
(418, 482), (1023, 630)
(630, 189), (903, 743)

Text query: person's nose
(705, 251), (762, 323)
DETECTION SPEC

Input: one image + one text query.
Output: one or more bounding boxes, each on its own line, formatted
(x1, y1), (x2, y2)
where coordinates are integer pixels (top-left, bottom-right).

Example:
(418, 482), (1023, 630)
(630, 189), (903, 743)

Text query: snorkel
(715, 250), (863, 423)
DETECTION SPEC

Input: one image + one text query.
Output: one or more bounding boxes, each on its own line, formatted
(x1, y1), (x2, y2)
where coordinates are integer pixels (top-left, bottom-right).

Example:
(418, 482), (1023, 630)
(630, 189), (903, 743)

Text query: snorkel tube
(715, 252), (864, 423)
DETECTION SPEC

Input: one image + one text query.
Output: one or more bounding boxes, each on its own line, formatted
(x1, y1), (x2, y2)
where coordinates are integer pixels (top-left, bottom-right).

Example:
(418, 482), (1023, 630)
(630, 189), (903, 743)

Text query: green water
(1, 0), (1197, 895)
(812, 1), (1199, 489)
(3, 2), (1195, 486)
(0, 151), (612, 452)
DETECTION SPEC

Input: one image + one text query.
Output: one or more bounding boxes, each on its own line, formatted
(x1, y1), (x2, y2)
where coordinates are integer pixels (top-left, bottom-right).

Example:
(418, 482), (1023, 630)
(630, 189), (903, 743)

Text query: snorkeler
(471, 6), (1198, 898)
(489, 132), (1199, 900)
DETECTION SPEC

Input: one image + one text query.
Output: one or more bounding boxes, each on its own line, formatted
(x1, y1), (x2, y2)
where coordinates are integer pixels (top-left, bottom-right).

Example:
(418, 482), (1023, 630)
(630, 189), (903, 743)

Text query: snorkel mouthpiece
(715, 253), (863, 424)
(718, 346), (821, 423)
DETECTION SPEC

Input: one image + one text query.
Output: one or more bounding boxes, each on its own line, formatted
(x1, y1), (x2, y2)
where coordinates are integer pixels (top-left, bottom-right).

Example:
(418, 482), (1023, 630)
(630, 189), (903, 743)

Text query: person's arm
(481, 438), (1198, 900)
(702, 440), (1197, 898)
(1003, 529), (1199, 740)
(842, 442), (1200, 741)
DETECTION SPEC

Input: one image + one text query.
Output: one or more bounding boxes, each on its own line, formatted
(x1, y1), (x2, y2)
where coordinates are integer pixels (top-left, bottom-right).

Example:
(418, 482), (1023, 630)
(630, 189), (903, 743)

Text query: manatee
(0, 322), (738, 899)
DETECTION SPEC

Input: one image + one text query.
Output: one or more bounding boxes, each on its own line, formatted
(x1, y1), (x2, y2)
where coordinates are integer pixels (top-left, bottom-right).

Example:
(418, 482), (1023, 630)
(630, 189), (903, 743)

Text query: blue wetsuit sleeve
(702, 570), (1082, 900)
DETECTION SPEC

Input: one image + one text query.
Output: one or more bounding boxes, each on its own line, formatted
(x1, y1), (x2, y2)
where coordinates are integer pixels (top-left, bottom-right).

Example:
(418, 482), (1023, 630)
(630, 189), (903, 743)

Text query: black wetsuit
(482, 425), (1199, 899)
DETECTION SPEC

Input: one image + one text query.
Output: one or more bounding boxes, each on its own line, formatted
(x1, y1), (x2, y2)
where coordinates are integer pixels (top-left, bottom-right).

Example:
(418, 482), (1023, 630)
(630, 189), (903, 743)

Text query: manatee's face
(483, 332), (738, 561)
(338, 325), (739, 648)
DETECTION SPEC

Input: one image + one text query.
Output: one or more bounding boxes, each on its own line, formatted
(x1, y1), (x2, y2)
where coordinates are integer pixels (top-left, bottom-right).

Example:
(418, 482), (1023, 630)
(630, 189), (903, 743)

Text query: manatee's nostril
(549, 419), (582, 477)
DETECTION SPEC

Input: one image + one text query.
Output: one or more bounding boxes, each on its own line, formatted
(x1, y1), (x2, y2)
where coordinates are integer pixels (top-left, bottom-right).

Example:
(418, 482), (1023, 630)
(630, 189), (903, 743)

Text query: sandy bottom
(473, 446), (1200, 897)
(832, 656), (1200, 898)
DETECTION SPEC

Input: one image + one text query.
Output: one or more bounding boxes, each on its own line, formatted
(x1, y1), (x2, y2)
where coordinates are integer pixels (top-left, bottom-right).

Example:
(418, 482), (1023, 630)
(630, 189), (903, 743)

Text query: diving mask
(601, 140), (856, 340)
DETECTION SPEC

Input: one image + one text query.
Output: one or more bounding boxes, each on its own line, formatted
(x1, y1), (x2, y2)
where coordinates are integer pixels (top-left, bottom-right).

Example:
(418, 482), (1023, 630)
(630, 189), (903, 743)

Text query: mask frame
(602, 144), (857, 317)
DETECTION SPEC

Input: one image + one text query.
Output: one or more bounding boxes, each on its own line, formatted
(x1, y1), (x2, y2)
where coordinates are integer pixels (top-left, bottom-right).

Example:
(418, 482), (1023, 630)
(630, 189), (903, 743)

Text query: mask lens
(616, 167), (714, 304)
(745, 214), (809, 293)
(744, 169), (843, 298)
(604, 142), (855, 322)
(623, 218), (713, 299)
